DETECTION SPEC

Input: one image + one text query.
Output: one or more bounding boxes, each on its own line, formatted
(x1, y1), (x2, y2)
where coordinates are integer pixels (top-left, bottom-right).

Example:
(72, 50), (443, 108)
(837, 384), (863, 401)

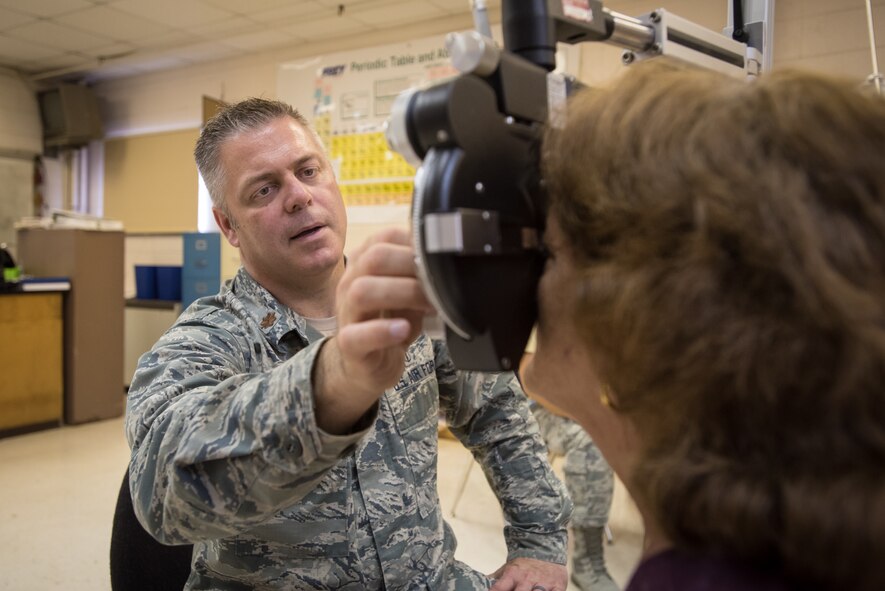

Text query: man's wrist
(505, 527), (569, 565)
(312, 337), (381, 434)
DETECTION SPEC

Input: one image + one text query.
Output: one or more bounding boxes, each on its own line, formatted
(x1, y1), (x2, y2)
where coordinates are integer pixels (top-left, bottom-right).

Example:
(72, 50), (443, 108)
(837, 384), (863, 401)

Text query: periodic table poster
(278, 34), (458, 208)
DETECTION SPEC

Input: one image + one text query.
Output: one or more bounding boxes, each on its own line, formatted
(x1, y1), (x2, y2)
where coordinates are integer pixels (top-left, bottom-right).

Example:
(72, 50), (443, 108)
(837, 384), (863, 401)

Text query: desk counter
(0, 291), (65, 436)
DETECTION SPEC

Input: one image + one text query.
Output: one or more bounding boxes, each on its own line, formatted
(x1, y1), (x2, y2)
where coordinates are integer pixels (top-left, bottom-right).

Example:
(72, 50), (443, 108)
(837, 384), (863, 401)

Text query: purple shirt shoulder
(626, 549), (792, 591)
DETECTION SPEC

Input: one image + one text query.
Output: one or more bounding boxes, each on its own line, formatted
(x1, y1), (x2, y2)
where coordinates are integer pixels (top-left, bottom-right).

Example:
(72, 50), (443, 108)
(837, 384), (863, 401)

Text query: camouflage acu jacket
(125, 268), (570, 590)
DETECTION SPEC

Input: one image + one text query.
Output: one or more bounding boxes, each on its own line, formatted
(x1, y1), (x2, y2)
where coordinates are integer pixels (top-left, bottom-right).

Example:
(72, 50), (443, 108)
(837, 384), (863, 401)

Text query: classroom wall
(580, 0), (885, 86)
(0, 69), (41, 256)
(0, 69), (41, 156)
(775, 0), (885, 79)
(0, 157), (33, 256)
(94, 13), (477, 137)
(103, 128), (200, 233)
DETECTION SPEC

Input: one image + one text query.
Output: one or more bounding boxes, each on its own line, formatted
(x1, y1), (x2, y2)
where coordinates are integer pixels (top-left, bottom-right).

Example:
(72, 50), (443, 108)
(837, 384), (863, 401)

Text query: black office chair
(110, 469), (194, 590)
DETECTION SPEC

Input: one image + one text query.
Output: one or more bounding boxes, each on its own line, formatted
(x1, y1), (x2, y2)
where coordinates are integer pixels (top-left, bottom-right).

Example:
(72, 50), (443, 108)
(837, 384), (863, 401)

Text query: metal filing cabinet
(182, 232), (221, 310)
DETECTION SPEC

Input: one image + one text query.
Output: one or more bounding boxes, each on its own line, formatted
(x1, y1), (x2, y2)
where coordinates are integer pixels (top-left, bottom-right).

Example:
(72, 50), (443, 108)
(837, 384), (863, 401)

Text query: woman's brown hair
(544, 60), (885, 589)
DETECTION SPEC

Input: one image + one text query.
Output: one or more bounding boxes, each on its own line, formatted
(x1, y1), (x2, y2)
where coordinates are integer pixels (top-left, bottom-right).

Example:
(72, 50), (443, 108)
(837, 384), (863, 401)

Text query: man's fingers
(488, 559), (568, 591)
(328, 228), (430, 398)
(384, 309), (426, 344)
(343, 276), (432, 319)
(489, 573), (516, 591)
(336, 318), (413, 358)
(351, 242), (418, 278)
(351, 227), (412, 257)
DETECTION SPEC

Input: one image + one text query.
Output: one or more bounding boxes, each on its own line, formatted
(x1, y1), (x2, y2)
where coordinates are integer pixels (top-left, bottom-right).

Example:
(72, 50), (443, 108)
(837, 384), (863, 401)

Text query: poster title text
(348, 48), (450, 73)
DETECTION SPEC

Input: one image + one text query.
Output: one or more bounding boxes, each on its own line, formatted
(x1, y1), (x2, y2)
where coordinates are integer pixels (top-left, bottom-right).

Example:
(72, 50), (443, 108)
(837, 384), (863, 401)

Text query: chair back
(110, 469), (194, 590)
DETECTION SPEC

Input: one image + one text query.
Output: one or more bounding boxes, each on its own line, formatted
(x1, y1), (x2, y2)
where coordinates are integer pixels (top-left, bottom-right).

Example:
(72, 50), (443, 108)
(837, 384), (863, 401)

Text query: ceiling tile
(0, 0), (92, 18)
(5, 21), (113, 52)
(0, 33), (62, 61)
(189, 16), (258, 38)
(170, 40), (240, 62)
(54, 5), (174, 41)
(133, 54), (191, 72)
(278, 14), (373, 41)
(20, 52), (89, 75)
(425, 0), (500, 23)
(351, 1), (446, 26)
(88, 62), (143, 80)
(222, 29), (294, 51)
(110, 0), (235, 28)
(249, 1), (329, 24)
(428, 0), (500, 16)
(315, 0), (390, 8)
(203, 0), (293, 13)
(0, 6), (36, 31)
(426, 0), (465, 9)
(79, 41), (137, 60)
(136, 30), (201, 50)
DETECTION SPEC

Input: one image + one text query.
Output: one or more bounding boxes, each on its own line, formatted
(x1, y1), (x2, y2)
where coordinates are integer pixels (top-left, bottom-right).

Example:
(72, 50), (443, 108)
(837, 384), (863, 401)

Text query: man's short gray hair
(194, 98), (311, 212)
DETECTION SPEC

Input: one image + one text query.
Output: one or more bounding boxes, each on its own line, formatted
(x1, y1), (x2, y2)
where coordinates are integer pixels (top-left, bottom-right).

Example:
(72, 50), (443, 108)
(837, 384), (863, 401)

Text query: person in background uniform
(522, 60), (885, 591)
(125, 98), (571, 591)
(520, 353), (617, 591)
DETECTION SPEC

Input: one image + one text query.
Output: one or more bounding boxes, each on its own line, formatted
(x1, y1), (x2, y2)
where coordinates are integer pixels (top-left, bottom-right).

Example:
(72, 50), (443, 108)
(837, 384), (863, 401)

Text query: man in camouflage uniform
(530, 405), (618, 591)
(518, 351), (617, 591)
(125, 98), (571, 590)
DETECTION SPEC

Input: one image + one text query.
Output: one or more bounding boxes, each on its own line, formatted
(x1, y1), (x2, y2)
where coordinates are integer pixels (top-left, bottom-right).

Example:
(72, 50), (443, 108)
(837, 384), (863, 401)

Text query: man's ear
(213, 207), (240, 247)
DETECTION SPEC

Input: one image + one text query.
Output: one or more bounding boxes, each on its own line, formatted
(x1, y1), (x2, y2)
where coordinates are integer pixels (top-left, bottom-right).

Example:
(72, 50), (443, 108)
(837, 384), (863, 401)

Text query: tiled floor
(0, 418), (643, 590)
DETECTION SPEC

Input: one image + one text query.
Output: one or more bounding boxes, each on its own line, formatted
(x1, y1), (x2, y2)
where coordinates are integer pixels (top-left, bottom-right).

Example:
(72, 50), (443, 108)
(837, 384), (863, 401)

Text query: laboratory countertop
(0, 278), (71, 294)
(125, 298), (179, 309)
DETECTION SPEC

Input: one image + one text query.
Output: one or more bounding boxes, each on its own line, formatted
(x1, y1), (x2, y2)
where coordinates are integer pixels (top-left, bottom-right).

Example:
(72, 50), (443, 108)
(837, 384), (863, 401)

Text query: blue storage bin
(134, 265), (157, 299)
(155, 265), (182, 301)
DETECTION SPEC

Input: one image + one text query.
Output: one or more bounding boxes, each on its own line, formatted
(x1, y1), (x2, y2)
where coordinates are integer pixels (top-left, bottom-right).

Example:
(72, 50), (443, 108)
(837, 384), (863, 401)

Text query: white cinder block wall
(775, 0), (885, 79)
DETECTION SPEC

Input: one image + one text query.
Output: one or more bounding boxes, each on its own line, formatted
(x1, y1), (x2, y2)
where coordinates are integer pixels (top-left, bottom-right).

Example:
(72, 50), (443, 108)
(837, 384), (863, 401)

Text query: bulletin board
(278, 34), (458, 209)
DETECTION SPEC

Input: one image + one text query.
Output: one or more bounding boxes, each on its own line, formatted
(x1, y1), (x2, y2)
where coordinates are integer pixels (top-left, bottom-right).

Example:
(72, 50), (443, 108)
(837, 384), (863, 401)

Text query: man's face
(214, 116), (347, 293)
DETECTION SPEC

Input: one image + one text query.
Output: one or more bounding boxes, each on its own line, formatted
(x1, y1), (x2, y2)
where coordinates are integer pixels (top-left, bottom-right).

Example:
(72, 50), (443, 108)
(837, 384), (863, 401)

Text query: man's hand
(313, 228), (432, 434)
(489, 557), (569, 591)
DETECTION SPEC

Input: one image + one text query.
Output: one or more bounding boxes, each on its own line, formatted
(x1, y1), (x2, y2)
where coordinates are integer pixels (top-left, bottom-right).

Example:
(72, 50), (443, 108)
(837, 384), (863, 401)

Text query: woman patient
(521, 60), (885, 590)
